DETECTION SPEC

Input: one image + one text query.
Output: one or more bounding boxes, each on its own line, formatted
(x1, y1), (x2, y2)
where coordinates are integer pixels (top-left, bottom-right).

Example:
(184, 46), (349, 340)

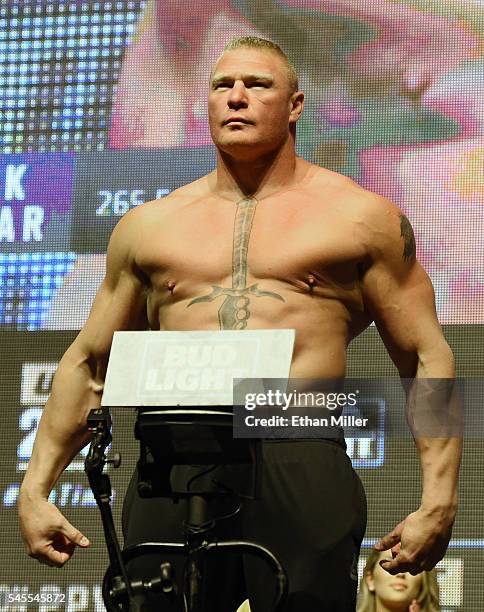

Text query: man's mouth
(223, 117), (252, 125)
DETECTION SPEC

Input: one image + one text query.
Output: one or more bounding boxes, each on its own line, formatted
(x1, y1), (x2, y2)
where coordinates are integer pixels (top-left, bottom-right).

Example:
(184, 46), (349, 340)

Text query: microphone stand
(85, 406), (288, 611)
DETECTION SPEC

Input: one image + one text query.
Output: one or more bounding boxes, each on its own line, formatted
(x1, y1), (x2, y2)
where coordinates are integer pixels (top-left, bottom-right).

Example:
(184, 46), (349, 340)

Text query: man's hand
(374, 505), (454, 575)
(19, 495), (90, 568)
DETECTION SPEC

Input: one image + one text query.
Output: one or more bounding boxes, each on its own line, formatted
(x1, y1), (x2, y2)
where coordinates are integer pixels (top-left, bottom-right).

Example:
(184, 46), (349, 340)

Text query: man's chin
(214, 135), (273, 158)
(216, 138), (264, 157)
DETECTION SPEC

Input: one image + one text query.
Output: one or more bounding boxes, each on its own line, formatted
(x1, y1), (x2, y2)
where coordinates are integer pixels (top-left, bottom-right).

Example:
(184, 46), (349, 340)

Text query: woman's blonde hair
(356, 549), (440, 612)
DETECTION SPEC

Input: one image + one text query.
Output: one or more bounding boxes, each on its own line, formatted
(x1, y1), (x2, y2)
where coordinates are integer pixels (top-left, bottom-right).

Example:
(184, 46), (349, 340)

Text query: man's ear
(289, 91), (304, 124)
(365, 571), (376, 593)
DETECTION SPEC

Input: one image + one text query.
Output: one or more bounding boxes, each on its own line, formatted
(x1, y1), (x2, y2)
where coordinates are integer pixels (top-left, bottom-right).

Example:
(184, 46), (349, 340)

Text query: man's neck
(212, 138), (305, 202)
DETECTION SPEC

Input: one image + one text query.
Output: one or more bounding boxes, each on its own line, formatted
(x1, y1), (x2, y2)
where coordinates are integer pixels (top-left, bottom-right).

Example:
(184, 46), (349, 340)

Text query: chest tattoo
(187, 197), (284, 329)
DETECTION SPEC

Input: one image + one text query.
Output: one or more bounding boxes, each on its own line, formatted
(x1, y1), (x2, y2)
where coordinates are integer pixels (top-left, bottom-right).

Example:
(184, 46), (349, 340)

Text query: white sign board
(102, 329), (295, 407)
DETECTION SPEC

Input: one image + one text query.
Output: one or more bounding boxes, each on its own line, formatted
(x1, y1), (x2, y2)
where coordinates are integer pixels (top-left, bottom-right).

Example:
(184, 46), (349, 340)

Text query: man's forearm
(19, 351), (102, 499)
(416, 436), (461, 513)
(411, 346), (462, 515)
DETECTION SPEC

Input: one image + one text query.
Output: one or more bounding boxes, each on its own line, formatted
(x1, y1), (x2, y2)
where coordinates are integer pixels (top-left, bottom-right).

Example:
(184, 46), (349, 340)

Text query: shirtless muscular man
(18, 37), (461, 611)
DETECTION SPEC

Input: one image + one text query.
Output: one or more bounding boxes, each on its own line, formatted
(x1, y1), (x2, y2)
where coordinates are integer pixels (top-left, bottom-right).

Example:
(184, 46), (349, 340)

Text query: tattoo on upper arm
(187, 197), (284, 329)
(400, 214), (416, 261)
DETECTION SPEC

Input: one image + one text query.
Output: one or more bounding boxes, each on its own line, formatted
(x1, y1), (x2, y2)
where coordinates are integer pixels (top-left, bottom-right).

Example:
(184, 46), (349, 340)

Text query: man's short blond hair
(222, 36), (299, 94)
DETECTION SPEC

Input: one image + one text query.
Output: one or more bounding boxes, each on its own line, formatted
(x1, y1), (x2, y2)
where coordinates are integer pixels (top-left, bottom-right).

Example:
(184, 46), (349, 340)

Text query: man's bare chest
(135, 197), (367, 289)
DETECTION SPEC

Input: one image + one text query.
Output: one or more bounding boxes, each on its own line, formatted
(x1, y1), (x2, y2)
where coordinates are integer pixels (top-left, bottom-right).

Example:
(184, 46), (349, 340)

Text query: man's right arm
(18, 210), (148, 567)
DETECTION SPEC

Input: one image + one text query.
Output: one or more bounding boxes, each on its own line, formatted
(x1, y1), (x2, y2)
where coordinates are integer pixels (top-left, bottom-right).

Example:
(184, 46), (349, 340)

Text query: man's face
(208, 48), (301, 157)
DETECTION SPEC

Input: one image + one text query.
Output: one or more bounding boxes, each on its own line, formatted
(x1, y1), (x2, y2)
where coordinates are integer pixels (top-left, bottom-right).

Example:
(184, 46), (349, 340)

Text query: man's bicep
(83, 275), (146, 346)
(360, 197), (448, 377)
(72, 216), (147, 367)
(363, 261), (443, 369)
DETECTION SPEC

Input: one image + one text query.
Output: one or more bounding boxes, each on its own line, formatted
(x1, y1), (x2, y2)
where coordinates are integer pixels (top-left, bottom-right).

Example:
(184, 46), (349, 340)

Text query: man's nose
(227, 82), (248, 108)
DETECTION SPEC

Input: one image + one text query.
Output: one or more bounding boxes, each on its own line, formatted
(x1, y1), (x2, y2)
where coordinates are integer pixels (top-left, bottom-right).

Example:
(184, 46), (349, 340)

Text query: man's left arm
(358, 196), (462, 575)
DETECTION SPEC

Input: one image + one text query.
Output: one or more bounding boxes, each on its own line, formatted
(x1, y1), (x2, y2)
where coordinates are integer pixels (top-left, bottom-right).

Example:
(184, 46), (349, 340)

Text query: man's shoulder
(305, 163), (402, 222)
(306, 164), (375, 202)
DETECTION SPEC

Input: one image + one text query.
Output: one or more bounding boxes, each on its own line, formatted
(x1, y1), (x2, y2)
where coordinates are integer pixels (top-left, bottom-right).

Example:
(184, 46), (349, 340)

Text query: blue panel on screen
(0, 251), (76, 330)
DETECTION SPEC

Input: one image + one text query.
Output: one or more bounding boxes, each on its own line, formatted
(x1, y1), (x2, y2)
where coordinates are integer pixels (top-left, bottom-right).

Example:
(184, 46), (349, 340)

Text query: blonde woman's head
(357, 549), (440, 612)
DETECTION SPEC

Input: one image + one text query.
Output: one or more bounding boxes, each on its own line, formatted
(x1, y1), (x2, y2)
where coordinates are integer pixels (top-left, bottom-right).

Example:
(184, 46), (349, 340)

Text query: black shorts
(121, 439), (367, 611)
